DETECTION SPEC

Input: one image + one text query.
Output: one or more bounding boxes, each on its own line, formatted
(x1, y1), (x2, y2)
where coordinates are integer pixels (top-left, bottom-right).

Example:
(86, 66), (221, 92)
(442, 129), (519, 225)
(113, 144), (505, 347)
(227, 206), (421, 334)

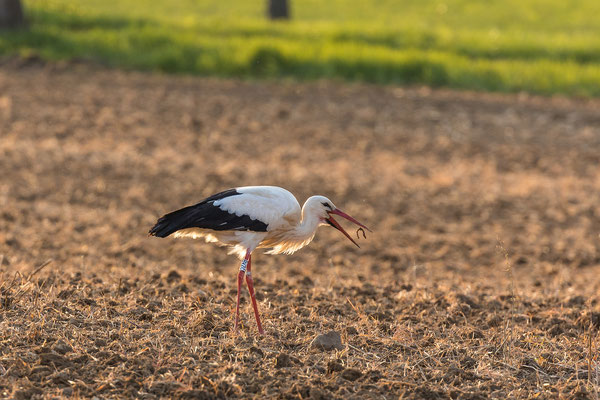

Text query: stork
(149, 186), (370, 334)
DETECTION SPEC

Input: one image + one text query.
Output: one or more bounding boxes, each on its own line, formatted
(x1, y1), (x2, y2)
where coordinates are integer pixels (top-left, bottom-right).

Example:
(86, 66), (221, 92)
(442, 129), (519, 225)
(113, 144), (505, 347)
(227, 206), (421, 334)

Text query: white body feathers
(173, 186), (329, 258)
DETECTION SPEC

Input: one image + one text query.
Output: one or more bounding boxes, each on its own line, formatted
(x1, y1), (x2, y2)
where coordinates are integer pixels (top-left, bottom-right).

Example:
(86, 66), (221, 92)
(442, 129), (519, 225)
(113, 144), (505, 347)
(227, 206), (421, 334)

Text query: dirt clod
(309, 387), (332, 400)
(275, 353), (292, 368)
(14, 387), (43, 400)
(327, 360), (344, 373)
(341, 368), (362, 381)
(167, 270), (182, 283)
(346, 326), (359, 335)
(51, 340), (73, 354)
(39, 353), (72, 368)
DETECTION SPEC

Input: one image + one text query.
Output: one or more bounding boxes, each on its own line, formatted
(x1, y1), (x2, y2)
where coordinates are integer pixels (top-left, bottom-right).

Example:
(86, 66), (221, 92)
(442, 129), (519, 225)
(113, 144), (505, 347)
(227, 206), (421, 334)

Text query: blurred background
(1, 0), (599, 287)
(1, 0), (600, 282)
(1, 0), (600, 96)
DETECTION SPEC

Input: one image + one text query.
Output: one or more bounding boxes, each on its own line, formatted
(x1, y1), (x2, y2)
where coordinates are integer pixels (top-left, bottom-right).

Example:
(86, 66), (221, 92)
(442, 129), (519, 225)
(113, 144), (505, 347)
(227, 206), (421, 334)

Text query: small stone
(310, 331), (343, 351)
(341, 368), (362, 381)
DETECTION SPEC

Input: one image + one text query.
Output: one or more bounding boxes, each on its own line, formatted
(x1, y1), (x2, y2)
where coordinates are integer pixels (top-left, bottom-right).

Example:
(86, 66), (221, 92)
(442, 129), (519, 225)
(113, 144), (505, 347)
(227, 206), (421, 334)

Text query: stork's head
(305, 195), (371, 247)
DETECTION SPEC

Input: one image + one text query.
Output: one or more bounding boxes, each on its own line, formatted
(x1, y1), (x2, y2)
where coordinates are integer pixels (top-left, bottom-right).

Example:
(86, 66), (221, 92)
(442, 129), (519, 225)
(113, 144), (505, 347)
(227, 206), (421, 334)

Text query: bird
(149, 186), (370, 334)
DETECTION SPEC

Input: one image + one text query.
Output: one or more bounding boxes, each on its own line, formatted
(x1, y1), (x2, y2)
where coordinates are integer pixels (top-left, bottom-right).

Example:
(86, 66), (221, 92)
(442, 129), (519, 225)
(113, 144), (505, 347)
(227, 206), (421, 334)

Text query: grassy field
(1, 0), (600, 96)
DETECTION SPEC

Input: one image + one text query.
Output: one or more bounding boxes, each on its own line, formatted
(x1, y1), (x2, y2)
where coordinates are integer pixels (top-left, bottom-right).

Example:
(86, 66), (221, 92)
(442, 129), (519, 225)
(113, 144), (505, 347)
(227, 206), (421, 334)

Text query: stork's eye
(322, 202), (332, 210)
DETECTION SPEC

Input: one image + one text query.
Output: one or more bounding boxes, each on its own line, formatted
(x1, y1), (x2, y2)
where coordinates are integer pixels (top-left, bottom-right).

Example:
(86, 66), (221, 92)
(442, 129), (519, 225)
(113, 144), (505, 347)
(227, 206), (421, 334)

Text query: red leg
(245, 254), (264, 334)
(234, 250), (250, 332)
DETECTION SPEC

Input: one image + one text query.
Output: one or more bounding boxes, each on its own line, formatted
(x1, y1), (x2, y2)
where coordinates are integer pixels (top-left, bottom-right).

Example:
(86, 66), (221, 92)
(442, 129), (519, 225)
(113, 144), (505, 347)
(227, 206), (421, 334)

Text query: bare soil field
(1, 62), (600, 399)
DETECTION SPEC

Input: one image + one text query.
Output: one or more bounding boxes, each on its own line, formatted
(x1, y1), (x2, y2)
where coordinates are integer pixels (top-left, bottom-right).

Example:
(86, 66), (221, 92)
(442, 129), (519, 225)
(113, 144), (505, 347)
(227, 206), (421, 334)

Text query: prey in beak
(325, 209), (371, 247)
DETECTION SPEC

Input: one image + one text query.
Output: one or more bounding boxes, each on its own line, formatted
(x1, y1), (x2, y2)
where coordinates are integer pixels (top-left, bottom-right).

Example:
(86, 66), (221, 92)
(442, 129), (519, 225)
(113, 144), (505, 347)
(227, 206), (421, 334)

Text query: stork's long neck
(264, 198), (323, 255)
(293, 207), (321, 241)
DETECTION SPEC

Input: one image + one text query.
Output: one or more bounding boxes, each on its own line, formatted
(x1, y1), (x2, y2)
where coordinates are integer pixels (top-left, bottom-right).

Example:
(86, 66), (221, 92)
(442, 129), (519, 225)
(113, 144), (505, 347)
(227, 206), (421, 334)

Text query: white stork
(149, 186), (370, 334)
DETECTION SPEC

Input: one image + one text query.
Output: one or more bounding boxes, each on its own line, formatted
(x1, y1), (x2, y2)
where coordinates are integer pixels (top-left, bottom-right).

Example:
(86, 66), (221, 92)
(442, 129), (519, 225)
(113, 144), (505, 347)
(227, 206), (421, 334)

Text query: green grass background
(2, 0), (600, 96)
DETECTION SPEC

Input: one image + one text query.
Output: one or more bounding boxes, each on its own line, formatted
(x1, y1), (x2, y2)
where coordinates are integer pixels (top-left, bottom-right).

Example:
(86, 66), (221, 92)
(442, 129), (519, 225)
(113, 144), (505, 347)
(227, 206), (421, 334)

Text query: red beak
(325, 208), (371, 248)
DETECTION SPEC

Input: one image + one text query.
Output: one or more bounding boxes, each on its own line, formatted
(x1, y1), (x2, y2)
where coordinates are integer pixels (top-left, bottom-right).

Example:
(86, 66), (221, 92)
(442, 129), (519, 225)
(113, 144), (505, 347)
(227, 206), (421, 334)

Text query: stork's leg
(245, 254), (264, 334)
(234, 250), (251, 332)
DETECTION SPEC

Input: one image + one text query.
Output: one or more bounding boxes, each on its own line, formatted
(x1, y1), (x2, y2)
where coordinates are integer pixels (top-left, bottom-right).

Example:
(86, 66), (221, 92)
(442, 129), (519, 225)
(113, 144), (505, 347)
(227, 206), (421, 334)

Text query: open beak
(325, 208), (372, 248)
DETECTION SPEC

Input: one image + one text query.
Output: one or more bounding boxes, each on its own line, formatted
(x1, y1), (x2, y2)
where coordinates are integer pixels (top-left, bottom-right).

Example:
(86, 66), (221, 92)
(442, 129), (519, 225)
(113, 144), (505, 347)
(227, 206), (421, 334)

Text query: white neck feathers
(263, 199), (322, 255)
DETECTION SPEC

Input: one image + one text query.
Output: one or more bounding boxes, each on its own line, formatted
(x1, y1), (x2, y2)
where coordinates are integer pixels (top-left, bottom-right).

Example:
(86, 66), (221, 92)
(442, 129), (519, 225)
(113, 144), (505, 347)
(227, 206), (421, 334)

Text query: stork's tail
(148, 206), (198, 238)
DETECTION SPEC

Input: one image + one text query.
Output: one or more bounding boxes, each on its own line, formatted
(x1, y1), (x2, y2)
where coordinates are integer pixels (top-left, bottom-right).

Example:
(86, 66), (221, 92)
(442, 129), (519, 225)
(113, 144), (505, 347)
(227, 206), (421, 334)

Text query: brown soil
(1, 63), (600, 399)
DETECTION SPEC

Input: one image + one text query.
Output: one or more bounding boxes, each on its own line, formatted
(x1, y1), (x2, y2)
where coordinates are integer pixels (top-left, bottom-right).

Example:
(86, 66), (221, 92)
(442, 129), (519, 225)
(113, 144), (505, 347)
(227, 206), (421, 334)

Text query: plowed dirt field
(1, 62), (600, 398)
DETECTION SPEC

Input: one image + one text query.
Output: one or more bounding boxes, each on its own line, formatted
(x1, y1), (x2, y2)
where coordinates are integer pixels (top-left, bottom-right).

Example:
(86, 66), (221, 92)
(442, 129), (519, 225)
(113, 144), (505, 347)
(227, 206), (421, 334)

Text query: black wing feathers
(149, 189), (268, 238)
